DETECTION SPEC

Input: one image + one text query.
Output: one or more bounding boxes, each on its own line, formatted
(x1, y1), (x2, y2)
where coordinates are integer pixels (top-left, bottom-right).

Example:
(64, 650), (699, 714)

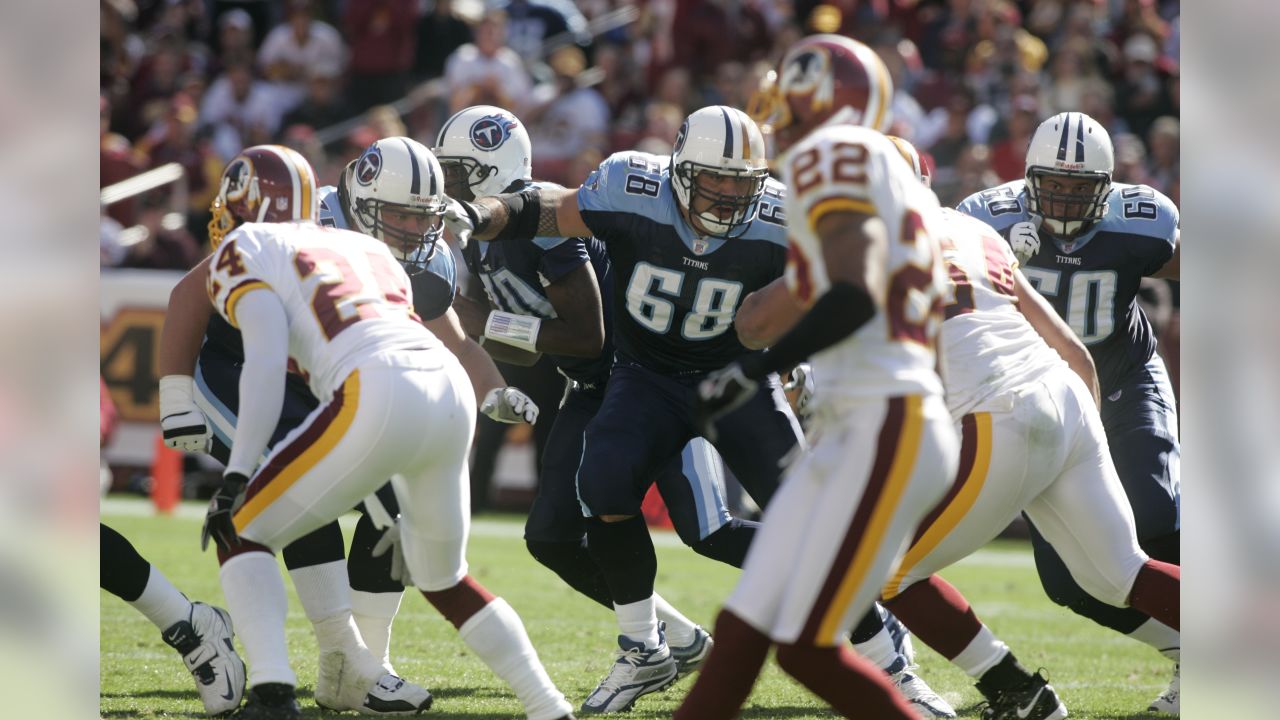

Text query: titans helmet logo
(470, 114), (518, 151)
(355, 146), (383, 186)
(674, 121), (688, 154)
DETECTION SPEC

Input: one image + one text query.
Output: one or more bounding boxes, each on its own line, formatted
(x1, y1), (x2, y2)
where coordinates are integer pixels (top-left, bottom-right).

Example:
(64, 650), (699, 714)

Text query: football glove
(202, 473), (247, 553)
(783, 362), (816, 418)
(695, 362), (758, 443)
(159, 375), (211, 453)
(481, 386), (539, 424)
(370, 517), (412, 586)
(1009, 217), (1042, 267)
(442, 198), (476, 249)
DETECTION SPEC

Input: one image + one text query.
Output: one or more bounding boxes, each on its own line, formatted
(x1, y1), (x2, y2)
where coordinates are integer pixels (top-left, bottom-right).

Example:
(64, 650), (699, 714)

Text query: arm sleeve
(225, 290), (290, 478)
(576, 152), (656, 241)
(1140, 189), (1179, 276)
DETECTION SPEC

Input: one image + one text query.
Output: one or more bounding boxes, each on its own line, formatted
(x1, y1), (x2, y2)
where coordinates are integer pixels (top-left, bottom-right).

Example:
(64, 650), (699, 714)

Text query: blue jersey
(317, 184), (457, 321)
(577, 151), (788, 374)
(957, 180), (1178, 392)
(463, 181), (614, 386)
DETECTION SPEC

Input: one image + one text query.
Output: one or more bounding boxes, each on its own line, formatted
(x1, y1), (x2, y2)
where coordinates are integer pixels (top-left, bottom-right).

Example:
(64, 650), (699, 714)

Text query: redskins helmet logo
(781, 47), (835, 111)
(470, 114), (518, 151)
(674, 121), (688, 154)
(223, 156), (254, 201)
(355, 146), (383, 186)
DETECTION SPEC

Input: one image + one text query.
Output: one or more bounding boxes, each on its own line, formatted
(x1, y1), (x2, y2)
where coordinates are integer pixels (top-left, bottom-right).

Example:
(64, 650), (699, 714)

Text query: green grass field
(101, 498), (1170, 719)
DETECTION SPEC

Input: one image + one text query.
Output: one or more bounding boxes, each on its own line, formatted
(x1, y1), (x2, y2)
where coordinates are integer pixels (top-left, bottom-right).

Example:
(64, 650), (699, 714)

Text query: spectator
(526, 45), (610, 185)
(118, 192), (203, 271)
(124, 32), (197, 139)
(1115, 33), (1175, 140)
(281, 68), (347, 131)
(207, 9), (255, 79)
(101, 94), (144, 227)
(497, 0), (589, 63)
(257, 0), (346, 112)
(444, 10), (531, 114)
(1112, 132), (1151, 186)
(414, 0), (472, 82)
(200, 55), (286, 161)
(989, 94), (1039, 182)
(633, 101), (683, 157)
(1146, 115), (1179, 196)
(344, 0), (419, 113)
(671, 0), (770, 78)
(134, 93), (223, 228)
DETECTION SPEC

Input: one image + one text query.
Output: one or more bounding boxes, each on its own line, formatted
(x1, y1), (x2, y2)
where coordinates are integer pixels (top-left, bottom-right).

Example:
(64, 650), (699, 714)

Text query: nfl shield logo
(692, 239), (709, 255)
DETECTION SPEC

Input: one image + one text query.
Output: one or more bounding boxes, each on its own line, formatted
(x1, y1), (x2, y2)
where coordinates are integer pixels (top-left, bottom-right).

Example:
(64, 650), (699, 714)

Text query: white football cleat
(580, 631), (678, 714)
(668, 626), (713, 679)
(892, 667), (957, 719)
(161, 602), (246, 716)
(1148, 663), (1179, 715)
(315, 648), (432, 715)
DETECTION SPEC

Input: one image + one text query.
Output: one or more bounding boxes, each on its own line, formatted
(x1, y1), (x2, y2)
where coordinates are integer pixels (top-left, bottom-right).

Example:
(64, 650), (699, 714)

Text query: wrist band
(483, 310), (541, 353)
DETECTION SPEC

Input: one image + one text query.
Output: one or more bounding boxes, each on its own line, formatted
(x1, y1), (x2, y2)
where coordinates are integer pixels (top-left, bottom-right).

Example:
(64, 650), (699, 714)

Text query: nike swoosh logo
(1017, 686), (1046, 719)
(220, 674), (235, 701)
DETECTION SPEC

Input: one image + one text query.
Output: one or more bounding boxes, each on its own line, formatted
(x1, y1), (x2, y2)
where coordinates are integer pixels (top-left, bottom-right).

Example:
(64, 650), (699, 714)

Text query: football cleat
(976, 671), (1067, 720)
(232, 683), (301, 719)
(315, 648), (432, 715)
(161, 602), (246, 717)
(580, 632), (678, 714)
(669, 626), (713, 679)
(892, 667), (957, 719)
(1148, 663), (1179, 715)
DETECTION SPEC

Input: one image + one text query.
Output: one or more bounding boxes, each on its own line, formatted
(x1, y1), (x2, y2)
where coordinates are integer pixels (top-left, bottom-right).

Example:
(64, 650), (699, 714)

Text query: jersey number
(625, 262), (742, 340)
(1121, 186), (1157, 220)
(294, 248), (411, 340)
(478, 267), (555, 319)
(789, 141), (868, 196)
(887, 209), (943, 345)
(1022, 268), (1117, 344)
(942, 232), (1016, 319)
(978, 186), (1022, 217)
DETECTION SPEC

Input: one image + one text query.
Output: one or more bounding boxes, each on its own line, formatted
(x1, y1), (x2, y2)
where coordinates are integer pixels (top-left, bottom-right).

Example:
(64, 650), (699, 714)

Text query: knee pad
(689, 519), (756, 569)
(400, 524), (467, 592)
(348, 513), (404, 594)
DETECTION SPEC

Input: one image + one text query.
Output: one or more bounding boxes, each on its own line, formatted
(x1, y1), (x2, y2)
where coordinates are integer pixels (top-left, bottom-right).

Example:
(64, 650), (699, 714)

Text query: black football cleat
(976, 670), (1067, 720)
(232, 683), (301, 720)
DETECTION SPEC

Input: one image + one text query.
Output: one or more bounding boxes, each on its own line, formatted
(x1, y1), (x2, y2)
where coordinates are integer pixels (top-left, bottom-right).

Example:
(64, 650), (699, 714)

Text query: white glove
(1009, 217), (1042, 267)
(159, 375), (211, 453)
(442, 198), (475, 249)
(371, 518), (412, 586)
(481, 386), (539, 424)
(783, 363), (816, 418)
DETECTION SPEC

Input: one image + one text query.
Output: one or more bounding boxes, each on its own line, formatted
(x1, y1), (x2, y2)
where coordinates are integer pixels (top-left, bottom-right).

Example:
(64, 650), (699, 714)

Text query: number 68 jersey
(782, 125), (947, 403)
(206, 221), (439, 402)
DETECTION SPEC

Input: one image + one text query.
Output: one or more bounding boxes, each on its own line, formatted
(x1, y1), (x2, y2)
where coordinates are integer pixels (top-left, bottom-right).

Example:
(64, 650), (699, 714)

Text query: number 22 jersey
(206, 221), (438, 402)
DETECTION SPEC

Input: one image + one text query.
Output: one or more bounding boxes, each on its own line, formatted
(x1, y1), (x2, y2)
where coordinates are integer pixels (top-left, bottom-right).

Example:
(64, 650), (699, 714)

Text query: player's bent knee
(216, 539), (274, 565)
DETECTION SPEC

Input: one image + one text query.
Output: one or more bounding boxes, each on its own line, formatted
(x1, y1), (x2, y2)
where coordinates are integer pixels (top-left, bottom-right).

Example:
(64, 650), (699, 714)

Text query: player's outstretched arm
(454, 186), (593, 243)
(423, 307), (510, 400)
(735, 277), (807, 350)
(225, 289), (289, 478)
(1152, 235), (1180, 280)
(158, 254), (215, 377)
(534, 262), (605, 357)
(1015, 269), (1101, 408)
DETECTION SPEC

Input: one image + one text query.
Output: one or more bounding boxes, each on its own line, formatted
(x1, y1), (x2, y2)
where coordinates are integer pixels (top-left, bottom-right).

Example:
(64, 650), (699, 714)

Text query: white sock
(458, 598), (572, 720)
(220, 552), (296, 687)
(351, 590), (403, 671)
(290, 560), (352, 624)
(130, 565), (193, 632)
(852, 624), (900, 672)
(615, 595), (660, 649)
(1128, 618), (1180, 656)
(952, 624), (1010, 679)
(654, 593), (696, 647)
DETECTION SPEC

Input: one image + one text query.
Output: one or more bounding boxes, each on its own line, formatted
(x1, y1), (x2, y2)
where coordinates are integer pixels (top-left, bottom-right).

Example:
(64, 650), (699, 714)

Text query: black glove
(202, 472), (248, 553)
(694, 362), (759, 443)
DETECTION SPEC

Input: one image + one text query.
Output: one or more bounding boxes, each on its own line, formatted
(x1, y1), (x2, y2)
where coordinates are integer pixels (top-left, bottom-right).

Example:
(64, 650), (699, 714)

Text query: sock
(851, 622), (900, 674)
(423, 575), (495, 629)
(654, 594), (697, 647)
(615, 595), (660, 649)
(1127, 559), (1180, 630)
(952, 624), (1011, 679)
(1129, 618), (1180, 657)
(524, 538), (613, 609)
(585, 516), (657, 604)
(290, 560), (352, 624)
(884, 574), (985, 659)
(458, 598), (572, 720)
(220, 551), (296, 687)
(775, 642), (918, 719)
(351, 590), (403, 670)
(131, 566), (194, 632)
(674, 609), (772, 720)
(975, 652), (1035, 697)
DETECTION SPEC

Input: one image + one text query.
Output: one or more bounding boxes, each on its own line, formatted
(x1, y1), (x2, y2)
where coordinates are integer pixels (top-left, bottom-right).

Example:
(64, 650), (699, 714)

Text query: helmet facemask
(673, 163), (768, 239)
(352, 194), (447, 275)
(436, 157), (496, 202)
(1025, 167), (1111, 237)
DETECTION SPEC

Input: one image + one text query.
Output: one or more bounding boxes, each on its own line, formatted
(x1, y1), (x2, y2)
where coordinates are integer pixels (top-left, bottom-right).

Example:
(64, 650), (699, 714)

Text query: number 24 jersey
(206, 221), (438, 402)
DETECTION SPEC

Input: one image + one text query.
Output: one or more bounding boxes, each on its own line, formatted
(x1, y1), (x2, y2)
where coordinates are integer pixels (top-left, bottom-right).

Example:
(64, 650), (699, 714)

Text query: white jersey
(781, 125), (946, 404)
(207, 221), (438, 401)
(934, 208), (1066, 417)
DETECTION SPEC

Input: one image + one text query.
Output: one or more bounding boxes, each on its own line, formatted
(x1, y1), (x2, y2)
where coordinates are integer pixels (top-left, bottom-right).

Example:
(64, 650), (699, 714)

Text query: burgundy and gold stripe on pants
(799, 395), (926, 645)
(883, 412), (993, 600)
(233, 371), (361, 533)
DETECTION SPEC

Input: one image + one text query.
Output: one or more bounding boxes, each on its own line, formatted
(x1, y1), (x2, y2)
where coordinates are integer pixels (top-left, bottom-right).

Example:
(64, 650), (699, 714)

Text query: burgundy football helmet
(208, 144), (318, 248)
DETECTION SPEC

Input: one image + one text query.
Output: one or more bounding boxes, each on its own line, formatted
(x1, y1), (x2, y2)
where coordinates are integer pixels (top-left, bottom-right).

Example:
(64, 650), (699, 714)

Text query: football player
(957, 112), (1182, 714)
(194, 145), (574, 720)
(676, 35), (956, 720)
(158, 141), (539, 716)
(101, 523), (245, 716)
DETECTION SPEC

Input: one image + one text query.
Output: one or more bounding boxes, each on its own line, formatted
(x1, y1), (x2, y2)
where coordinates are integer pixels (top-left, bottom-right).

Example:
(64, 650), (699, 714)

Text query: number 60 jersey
(206, 221), (438, 402)
(783, 125), (947, 403)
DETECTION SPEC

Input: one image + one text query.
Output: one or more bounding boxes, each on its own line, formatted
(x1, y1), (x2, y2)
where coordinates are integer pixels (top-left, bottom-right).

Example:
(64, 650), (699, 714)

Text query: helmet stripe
(436, 112), (461, 149)
(1075, 114), (1086, 162)
(1056, 114), (1071, 162)
(400, 138), (421, 195)
(736, 111), (753, 161)
(720, 106), (734, 159)
(293, 152), (313, 220)
(263, 145), (303, 220)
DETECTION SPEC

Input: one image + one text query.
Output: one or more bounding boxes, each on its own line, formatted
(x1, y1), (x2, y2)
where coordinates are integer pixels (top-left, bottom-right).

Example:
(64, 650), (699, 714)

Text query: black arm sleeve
(465, 187), (544, 242)
(739, 281), (876, 381)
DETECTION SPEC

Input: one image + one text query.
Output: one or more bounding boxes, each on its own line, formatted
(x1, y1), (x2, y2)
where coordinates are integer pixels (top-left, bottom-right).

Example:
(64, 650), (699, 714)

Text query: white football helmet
(671, 105), (770, 238)
(433, 105), (532, 200)
(1024, 111), (1114, 237)
(343, 137), (448, 273)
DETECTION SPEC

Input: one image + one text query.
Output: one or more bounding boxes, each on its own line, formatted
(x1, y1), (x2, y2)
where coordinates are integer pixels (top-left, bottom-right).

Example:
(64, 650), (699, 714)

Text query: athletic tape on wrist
(483, 311), (541, 353)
